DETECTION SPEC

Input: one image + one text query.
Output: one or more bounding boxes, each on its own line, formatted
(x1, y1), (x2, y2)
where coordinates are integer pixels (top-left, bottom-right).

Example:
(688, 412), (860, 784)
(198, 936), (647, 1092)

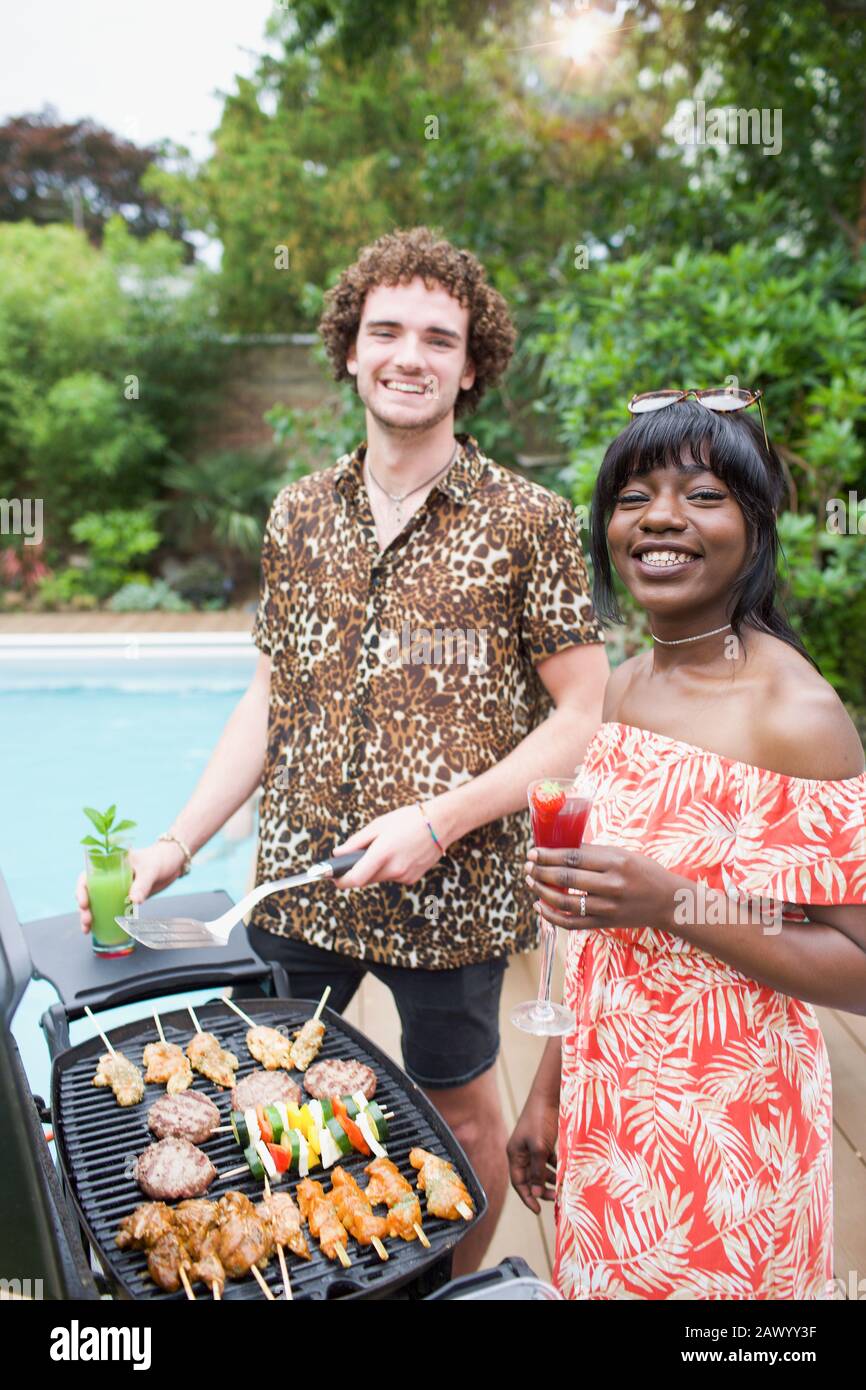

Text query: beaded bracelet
(157, 830), (192, 876)
(416, 802), (442, 851)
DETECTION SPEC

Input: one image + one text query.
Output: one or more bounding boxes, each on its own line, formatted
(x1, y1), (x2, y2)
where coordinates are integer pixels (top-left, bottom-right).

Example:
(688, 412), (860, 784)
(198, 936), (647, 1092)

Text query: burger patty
(231, 1068), (302, 1112)
(135, 1138), (217, 1201)
(147, 1090), (221, 1144)
(303, 1059), (377, 1101)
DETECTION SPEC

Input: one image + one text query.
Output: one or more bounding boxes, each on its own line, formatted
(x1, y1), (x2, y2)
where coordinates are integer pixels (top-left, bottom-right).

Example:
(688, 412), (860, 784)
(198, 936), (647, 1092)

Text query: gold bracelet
(157, 831), (192, 876)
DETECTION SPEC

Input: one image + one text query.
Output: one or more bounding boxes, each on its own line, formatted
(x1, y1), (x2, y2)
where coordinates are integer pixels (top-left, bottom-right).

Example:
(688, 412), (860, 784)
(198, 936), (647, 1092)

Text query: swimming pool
(0, 632), (259, 1103)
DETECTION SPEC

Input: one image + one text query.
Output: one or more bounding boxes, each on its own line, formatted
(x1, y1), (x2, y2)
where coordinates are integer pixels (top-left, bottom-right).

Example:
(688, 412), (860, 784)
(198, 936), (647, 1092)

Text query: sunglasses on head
(627, 387), (769, 453)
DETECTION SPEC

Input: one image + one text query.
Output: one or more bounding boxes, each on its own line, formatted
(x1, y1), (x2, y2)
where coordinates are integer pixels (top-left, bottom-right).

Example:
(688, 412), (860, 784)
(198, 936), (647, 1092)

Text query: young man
(77, 227), (608, 1272)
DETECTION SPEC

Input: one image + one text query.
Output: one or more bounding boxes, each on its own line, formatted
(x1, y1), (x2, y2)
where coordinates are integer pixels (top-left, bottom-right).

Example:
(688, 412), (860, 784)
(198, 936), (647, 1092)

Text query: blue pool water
(1, 650), (258, 1104)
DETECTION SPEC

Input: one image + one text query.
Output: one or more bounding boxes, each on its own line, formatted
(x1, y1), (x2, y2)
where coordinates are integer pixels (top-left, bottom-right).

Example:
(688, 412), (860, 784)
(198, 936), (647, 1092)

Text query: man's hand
(331, 803), (448, 888)
(525, 843), (680, 932)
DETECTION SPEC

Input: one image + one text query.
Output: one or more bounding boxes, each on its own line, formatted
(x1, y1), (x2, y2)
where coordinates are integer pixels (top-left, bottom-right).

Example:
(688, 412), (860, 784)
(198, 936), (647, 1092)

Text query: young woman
(507, 394), (866, 1300)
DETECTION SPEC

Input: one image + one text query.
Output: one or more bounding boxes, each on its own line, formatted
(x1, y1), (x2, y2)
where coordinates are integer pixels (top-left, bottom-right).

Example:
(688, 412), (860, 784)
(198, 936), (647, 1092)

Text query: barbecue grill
(0, 868), (485, 1300)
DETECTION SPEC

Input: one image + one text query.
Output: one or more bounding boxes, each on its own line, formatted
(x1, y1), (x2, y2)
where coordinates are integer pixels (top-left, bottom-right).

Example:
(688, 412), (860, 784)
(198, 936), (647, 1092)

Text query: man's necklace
(365, 442), (459, 526)
(651, 622), (732, 646)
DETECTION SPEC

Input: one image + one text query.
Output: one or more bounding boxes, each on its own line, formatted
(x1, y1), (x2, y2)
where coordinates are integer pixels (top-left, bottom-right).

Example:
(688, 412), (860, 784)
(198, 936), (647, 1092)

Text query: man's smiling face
(346, 276), (475, 432)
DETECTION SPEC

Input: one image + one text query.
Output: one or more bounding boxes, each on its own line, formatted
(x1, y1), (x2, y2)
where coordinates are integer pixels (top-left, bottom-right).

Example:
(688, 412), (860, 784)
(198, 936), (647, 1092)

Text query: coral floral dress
(552, 721), (866, 1301)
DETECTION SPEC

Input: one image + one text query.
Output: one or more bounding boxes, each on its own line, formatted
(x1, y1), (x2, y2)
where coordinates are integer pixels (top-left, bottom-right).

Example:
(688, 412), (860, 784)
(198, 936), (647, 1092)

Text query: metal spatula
(114, 850), (365, 949)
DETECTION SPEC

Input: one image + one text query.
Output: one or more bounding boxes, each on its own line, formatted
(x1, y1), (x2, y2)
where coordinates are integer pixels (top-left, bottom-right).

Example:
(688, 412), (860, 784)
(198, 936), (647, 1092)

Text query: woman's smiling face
(606, 452), (750, 621)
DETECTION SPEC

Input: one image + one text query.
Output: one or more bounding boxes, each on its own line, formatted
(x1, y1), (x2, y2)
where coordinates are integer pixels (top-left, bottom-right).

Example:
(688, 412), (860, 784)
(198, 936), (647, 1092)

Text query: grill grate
(52, 998), (486, 1300)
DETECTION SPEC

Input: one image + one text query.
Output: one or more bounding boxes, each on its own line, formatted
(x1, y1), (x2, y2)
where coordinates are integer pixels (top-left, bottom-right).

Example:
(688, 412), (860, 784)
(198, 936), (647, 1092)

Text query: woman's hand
(524, 843), (679, 932)
(76, 840), (187, 932)
(507, 1086), (560, 1215)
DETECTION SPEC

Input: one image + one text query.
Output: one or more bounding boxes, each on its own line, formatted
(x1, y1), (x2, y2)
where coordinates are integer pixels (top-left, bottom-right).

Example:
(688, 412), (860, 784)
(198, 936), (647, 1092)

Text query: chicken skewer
(222, 997), (295, 1072)
(117, 1200), (220, 1297)
(261, 1173), (308, 1299)
(221, 988), (330, 1072)
(364, 1156), (430, 1247)
(118, 1193), (277, 1297)
(143, 1011), (194, 1094)
(289, 986), (330, 1070)
(409, 1148), (475, 1221)
(296, 1178), (351, 1267)
(186, 1004), (239, 1088)
(330, 1166), (389, 1260)
(87, 1006), (144, 1107)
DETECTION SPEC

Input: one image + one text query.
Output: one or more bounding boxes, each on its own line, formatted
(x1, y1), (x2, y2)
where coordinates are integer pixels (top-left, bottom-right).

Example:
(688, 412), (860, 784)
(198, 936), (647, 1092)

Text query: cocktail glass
(510, 769), (595, 1036)
(85, 846), (135, 957)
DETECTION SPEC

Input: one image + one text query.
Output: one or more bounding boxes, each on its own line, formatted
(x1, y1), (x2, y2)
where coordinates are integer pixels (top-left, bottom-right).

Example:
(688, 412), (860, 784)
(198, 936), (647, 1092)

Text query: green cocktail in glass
(85, 846), (135, 957)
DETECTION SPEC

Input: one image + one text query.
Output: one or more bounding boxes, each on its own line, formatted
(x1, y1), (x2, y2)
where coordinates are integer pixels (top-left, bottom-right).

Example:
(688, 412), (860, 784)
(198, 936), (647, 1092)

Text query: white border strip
(0, 632), (255, 662)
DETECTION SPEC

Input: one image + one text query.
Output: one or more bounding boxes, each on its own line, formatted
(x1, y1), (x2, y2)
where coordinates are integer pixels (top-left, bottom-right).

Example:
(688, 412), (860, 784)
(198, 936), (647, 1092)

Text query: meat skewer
(117, 1200), (221, 1297)
(261, 1172), (306, 1299)
(143, 1012), (193, 1093)
(87, 1005), (144, 1107)
(409, 1148), (475, 1221)
(330, 1166), (389, 1260)
(364, 1156), (429, 1246)
(186, 1004), (239, 1088)
(117, 1193), (279, 1297)
(290, 986), (330, 1070)
(296, 1178), (351, 1267)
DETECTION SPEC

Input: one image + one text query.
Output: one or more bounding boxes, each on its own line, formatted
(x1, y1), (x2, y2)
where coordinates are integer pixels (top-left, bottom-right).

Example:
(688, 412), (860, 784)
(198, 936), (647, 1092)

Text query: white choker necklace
(651, 622), (732, 647)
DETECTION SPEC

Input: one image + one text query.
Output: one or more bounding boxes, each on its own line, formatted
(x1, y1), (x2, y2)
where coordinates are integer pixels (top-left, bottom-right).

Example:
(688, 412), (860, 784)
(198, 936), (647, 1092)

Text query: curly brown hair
(318, 226), (516, 418)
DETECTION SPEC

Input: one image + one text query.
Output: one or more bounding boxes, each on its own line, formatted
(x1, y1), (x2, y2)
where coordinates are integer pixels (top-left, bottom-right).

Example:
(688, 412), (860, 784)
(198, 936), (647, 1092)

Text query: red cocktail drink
(511, 773), (596, 1037)
(530, 795), (591, 852)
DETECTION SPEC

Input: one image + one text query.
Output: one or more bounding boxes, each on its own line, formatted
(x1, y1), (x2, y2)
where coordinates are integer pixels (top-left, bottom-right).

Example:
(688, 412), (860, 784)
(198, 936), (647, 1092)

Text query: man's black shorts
(246, 926), (507, 1090)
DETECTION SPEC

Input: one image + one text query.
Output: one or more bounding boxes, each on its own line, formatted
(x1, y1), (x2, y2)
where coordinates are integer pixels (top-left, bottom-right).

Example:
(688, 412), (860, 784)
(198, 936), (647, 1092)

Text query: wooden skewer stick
(250, 1264), (275, 1300)
(178, 1264), (196, 1300)
(212, 1281), (221, 1300)
(215, 1125), (233, 1133)
(335, 1241), (351, 1269)
(456, 1201), (473, 1221)
(263, 1173), (292, 1300)
(371, 1236), (389, 1262)
(187, 1004), (203, 1035)
(276, 1242), (292, 1300)
(312, 985), (331, 1022)
(84, 1005), (114, 1054)
(413, 1222), (431, 1248)
(222, 1164), (249, 1180)
(222, 995), (256, 1029)
(153, 1011), (166, 1044)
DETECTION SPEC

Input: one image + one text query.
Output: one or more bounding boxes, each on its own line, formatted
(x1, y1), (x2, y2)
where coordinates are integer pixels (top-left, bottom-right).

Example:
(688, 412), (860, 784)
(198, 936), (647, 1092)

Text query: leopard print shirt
(250, 433), (604, 969)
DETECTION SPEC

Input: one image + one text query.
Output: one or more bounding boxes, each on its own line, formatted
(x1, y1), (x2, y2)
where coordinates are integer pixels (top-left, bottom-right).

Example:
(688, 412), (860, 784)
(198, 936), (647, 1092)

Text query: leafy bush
(529, 240), (866, 709)
(161, 448), (289, 574)
(25, 371), (166, 544)
(108, 579), (191, 612)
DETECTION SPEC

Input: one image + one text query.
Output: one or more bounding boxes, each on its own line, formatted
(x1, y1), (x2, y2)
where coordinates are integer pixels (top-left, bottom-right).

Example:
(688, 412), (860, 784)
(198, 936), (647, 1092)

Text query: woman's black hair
(589, 400), (817, 666)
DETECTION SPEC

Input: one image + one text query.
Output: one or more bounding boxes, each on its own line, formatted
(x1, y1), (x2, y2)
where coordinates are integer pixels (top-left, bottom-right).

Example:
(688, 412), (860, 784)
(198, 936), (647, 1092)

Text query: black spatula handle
(324, 850), (366, 877)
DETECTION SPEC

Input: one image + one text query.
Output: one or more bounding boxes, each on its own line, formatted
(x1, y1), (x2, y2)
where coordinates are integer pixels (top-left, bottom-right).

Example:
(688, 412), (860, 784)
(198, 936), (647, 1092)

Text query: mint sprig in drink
(511, 772), (595, 1037)
(82, 804), (137, 957)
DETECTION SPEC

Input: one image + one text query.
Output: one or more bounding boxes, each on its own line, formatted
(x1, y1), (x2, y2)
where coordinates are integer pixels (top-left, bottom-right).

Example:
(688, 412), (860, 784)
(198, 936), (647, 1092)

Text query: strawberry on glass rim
(530, 780), (567, 820)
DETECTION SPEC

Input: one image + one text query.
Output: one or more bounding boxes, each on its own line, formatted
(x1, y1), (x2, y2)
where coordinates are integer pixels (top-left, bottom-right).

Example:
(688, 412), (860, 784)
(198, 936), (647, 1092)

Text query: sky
(0, 0), (279, 160)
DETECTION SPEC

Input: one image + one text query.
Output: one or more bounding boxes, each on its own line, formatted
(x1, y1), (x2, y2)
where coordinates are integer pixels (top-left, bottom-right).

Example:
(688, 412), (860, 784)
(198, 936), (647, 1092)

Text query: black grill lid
(52, 997), (486, 1300)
